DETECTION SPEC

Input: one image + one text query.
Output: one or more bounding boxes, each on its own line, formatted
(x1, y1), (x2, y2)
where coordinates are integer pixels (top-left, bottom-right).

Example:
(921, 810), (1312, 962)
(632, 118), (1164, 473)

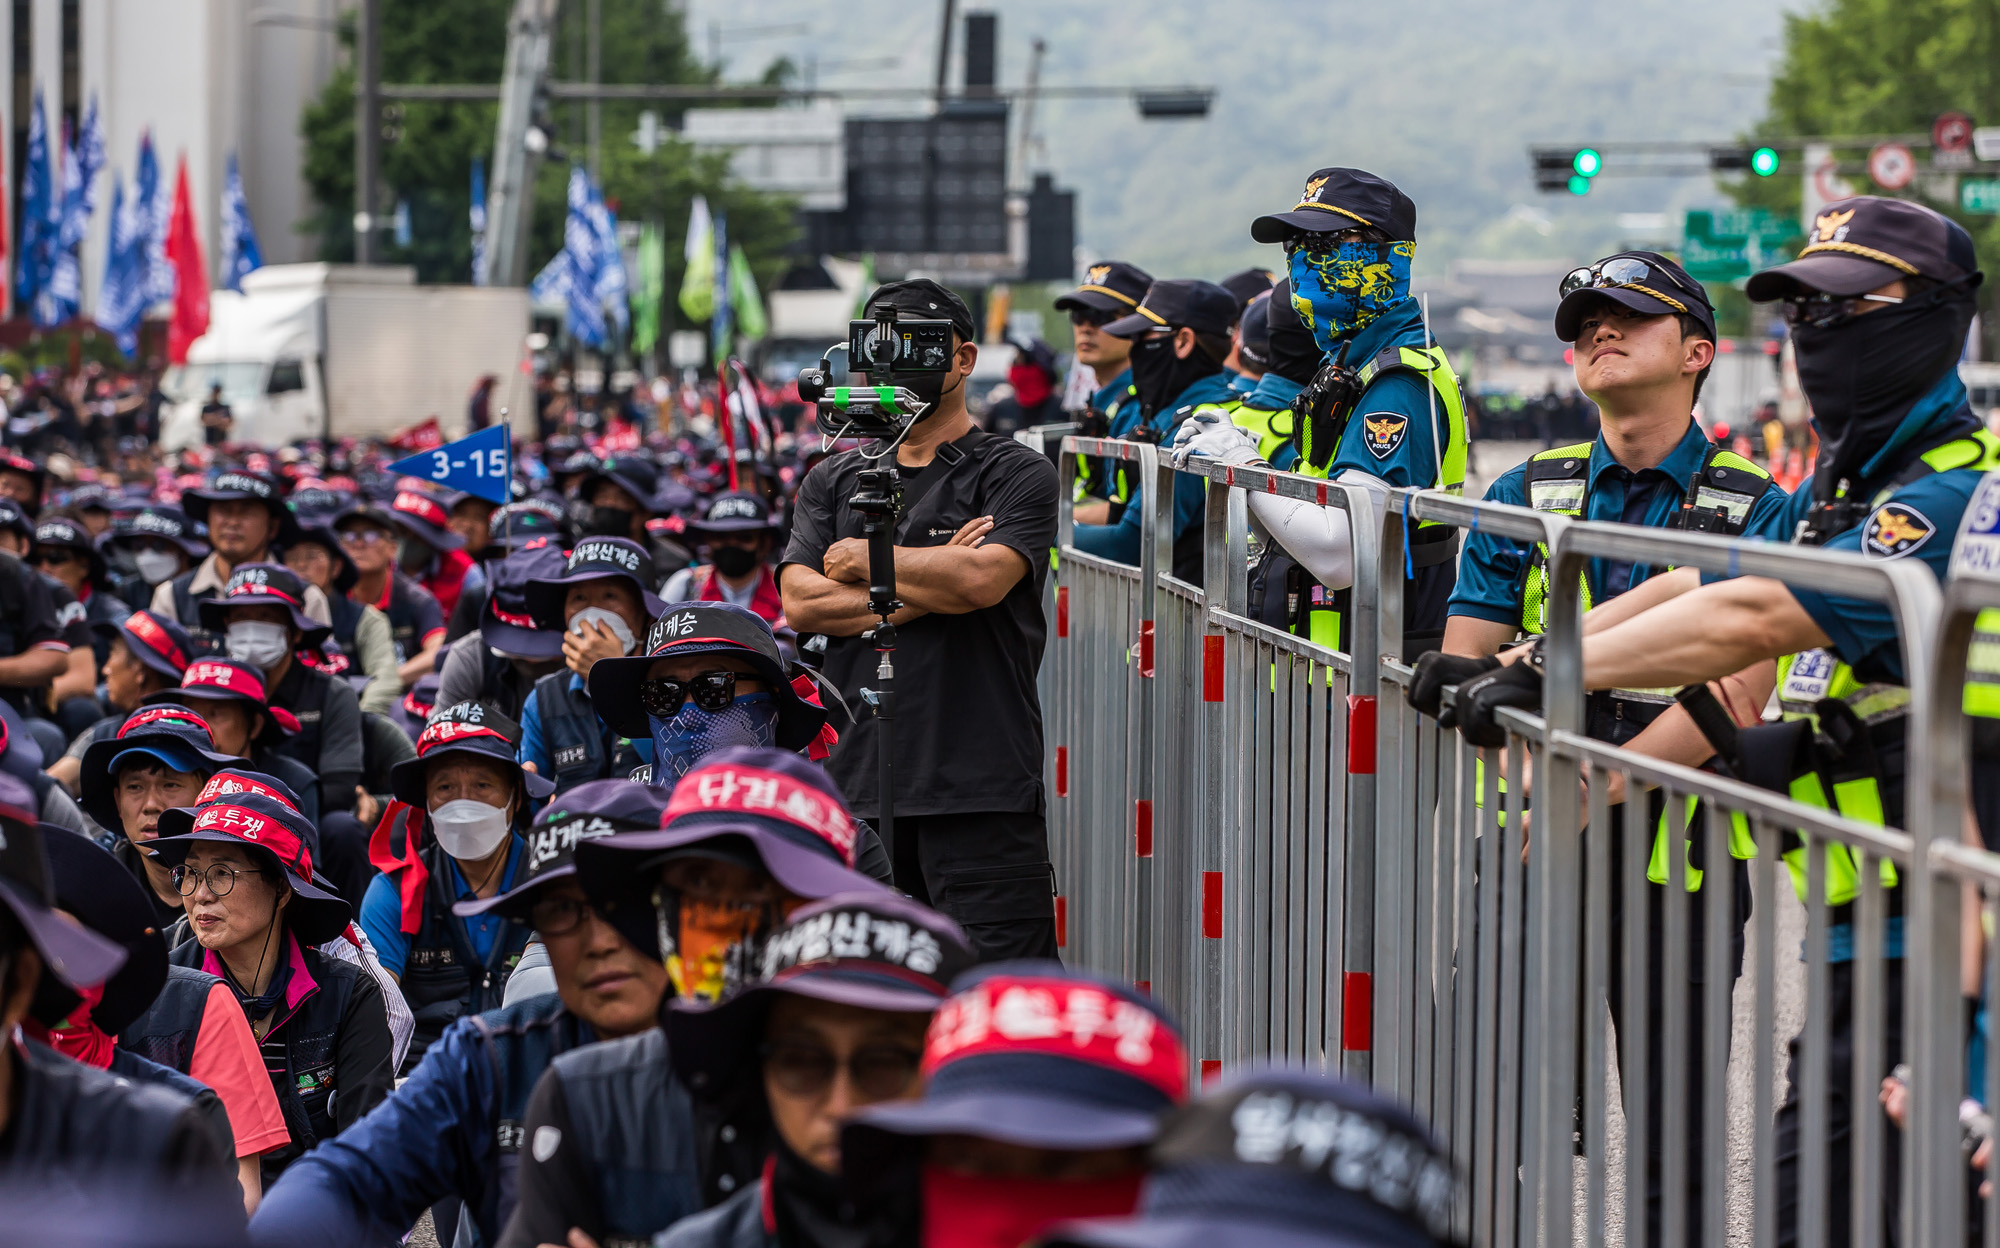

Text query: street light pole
(354, 0), (380, 264)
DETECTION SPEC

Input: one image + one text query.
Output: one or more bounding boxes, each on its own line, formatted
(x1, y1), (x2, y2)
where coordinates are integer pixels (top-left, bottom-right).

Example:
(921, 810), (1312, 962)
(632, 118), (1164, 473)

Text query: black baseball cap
(1251, 167), (1418, 244)
(1554, 250), (1716, 343)
(862, 279), (978, 345)
(1238, 292), (1273, 371)
(1054, 261), (1155, 317)
(1746, 195), (1984, 301)
(1218, 268), (1276, 310)
(1104, 280), (1241, 340)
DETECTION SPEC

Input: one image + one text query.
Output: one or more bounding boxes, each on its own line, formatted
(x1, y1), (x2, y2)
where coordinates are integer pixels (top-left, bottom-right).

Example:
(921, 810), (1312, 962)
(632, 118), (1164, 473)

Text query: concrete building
(3, 0), (344, 321)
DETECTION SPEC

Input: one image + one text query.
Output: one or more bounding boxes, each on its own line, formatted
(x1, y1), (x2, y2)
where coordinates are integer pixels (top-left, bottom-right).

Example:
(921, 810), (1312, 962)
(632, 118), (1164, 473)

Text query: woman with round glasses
(149, 788), (395, 1187)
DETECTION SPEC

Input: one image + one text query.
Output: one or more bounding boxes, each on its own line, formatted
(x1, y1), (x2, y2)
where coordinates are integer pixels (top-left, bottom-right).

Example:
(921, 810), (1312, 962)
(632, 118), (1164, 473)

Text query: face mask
(584, 505), (636, 538)
(708, 544), (760, 578)
(1127, 333), (1223, 421)
(1288, 239), (1414, 352)
(134, 549), (180, 584)
(920, 1166), (1144, 1248)
(569, 606), (638, 655)
(225, 620), (292, 671)
(429, 797), (515, 861)
(649, 693), (778, 784)
(898, 366), (962, 424)
(660, 894), (769, 1003)
(1266, 282), (1326, 386)
(1792, 288), (1977, 493)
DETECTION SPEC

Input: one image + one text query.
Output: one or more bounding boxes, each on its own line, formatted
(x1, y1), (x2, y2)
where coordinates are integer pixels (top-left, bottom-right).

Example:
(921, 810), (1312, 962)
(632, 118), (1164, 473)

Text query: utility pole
(587, 0), (602, 181)
(354, 0), (380, 263)
(482, 0), (560, 287)
(933, 0), (956, 103)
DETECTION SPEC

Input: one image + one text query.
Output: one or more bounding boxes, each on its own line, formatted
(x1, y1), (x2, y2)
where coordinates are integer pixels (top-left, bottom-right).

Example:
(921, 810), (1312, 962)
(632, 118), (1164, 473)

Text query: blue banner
(386, 424), (513, 504)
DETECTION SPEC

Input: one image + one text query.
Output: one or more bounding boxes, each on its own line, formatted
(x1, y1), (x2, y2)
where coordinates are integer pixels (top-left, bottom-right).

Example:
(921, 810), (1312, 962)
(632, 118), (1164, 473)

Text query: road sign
(1964, 178), (2000, 215)
(1869, 142), (1916, 189)
(1682, 209), (1800, 281)
(1977, 127), (2000, 162)
(387, 424), (513, 504)
(1935, 111), (1976, 152)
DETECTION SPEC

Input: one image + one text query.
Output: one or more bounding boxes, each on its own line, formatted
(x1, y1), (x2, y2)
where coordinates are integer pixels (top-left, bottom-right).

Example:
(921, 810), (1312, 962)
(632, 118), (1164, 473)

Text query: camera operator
(780, 279), (1061, 962)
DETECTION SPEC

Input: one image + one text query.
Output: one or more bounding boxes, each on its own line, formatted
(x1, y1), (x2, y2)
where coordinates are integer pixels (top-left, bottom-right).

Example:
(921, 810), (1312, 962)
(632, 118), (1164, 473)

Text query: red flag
(388, 416), (444, 451)
(164, 155), (209, 365)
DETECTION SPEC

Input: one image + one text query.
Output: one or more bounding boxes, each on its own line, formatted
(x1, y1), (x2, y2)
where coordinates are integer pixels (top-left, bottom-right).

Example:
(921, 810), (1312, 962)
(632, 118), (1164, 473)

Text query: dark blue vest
(532, 670), (638, 794)
(119, 964), (224, 1074)
(400, 840), (532, 1070)
(461, 993), (596, 1244)
(549, 1028), (706, 1242)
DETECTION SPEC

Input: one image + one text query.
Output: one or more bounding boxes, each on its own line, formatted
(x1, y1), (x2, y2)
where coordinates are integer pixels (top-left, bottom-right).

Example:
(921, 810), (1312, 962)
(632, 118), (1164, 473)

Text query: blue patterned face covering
(649, 693), (779, 784)
(1287, 239), (1415, 353)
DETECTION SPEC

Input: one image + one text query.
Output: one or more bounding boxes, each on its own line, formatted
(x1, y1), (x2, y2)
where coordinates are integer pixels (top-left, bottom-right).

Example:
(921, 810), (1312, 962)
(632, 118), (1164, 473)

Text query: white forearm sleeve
(1244, 471), (1391, 590)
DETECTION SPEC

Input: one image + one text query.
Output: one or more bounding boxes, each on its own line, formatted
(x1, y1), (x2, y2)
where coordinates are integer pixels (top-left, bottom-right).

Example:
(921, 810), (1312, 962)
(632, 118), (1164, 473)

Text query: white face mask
(569, 606), (638, 655)
(429, 798), (514, 861)
(225, 620), (291, 671)
(134, 549), (180, 585)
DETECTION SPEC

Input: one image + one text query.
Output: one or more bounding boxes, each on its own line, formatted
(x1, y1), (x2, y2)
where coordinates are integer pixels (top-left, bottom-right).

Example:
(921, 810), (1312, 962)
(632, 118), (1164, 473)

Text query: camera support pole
(851, 467), (903, 863)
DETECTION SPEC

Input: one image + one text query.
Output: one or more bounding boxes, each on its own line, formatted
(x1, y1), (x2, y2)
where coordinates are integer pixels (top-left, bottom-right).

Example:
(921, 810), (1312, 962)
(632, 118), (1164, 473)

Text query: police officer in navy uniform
(1073, 278), (1243, 582)
(1173, 167), (1469, 655)
(1054, 260), (1152, 526)
(1412, 251), (1789, 1245)
(1217, 266), (1277, 395)
(1453, 195), (1997, 1248)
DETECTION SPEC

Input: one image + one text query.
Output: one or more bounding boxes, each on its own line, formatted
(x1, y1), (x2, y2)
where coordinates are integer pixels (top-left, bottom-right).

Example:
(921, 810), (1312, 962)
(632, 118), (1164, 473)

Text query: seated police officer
(1071, 278), (1241, 583)
(1414, 251), (1790, 1245)
(1052, 260), (1151, 526)
(249, 781), (672, 1248)
(1452, 195), (1993, 1248)
(1174, 167), (1469, 655)
(780, 279), (1063, 962)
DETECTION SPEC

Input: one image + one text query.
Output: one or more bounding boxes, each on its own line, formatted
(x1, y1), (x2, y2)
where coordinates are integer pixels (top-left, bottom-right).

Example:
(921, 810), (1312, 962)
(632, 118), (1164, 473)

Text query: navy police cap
(1251, 167), (1418, 245)
(1054, 261), (1155, 317)
(1747, 194), (1984, 301)
(1103, 279), (1240, 341)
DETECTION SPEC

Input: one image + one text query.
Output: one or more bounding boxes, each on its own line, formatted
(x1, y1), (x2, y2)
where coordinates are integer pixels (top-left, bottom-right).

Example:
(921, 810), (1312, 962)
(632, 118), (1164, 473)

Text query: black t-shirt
(782, 429), (1059, 819)
(42, 574), (92, 653)
(369, 571), (445, 664)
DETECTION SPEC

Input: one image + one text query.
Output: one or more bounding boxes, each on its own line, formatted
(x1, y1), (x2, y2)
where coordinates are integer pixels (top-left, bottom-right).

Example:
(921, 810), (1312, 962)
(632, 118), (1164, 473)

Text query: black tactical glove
(1452, 646), (1546, 749)
(1407, 652), (1501, 722)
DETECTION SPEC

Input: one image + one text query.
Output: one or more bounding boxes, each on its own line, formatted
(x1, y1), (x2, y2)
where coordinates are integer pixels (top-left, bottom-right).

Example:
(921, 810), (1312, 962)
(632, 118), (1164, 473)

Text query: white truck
(160, 263), (534, 450)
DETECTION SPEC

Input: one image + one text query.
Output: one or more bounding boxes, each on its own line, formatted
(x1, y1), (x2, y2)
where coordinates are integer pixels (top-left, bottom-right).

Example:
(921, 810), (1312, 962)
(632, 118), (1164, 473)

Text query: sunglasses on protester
(1282, 226), (1381, 258)
(29, 549), (78, 568)
(761, 1039), (924, 1100)
(638, 669), (741, 718)
(1558, 258), (1691, 314)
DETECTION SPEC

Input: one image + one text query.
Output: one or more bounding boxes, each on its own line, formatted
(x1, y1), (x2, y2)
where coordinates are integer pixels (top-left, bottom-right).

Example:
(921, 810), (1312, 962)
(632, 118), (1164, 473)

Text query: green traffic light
(1572, 148), (1602, 178)
(1751, 147), (1780, 176)
(1568, 174), (1591, 196)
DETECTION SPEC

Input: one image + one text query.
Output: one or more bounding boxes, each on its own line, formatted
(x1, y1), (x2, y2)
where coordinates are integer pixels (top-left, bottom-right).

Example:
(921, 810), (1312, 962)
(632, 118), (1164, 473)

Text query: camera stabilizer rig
(795, 303), (957, 863)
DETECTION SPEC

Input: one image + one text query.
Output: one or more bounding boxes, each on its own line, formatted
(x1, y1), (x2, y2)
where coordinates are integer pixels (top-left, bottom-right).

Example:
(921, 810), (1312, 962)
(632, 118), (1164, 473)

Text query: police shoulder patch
(1359, 412), (1408, 459)
(1861, 501), (1936, 559)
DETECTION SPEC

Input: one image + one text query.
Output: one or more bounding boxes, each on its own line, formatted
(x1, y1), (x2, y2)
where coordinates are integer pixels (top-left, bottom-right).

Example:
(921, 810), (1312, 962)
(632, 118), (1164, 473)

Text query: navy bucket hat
(387, 700), (554, 810)
(523, 536), (665, 630)
(77, 707), (239, 834)
(587, 601), (828, 750)
(196, 562), (332, 649)
(480, 544), (569, 661)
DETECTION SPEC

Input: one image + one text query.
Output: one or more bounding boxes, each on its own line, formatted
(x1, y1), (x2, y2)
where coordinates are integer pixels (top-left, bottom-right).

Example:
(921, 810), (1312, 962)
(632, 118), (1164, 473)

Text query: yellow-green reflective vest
(1291, 344), (1468, 651)
(1225, 400), (1300, 469)
(1949, 473), (2000, 718)
(1072, 386), (1140, 504)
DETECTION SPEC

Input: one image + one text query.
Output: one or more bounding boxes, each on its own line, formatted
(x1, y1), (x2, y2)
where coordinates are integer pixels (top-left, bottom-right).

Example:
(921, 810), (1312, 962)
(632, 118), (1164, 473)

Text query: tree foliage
(299, 0), (795, 327)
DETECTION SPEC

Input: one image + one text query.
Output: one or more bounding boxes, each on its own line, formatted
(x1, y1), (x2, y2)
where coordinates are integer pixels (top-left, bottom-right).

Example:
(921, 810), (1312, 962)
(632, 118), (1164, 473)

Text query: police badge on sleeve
(1860, 501), (1935, 559)
(1360, 412), (1408, 459)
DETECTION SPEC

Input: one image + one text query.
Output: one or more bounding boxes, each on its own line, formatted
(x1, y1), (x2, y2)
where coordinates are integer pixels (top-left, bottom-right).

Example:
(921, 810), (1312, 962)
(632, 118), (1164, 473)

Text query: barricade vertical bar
(1853, 849), (1884, 1248)
(1623, 761), (1651, 1248)
(1660, 790), (1690, 1248)
(1288, 657), (1311, 1061)
(1342, 481), (1381, 1085)
(1702, 803), (1731, 1248)
(1473, 742), (1502, 1248)
(1452, 731), (1479, 1241)
(1194, 471), (1233, 1076)
(1753, 818), (1777, 1248)
(1495, 734), (1525, 1247)
(1584, 770), (1611, 1247)
(1801, 841), (1829, 1248)
(1410, 696), (1439, 1116)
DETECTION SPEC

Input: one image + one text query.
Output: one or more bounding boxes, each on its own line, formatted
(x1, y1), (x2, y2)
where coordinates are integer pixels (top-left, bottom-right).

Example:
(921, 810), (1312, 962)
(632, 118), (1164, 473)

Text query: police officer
(1413, 251), (1789, 1245)
(1053, 261), (1152, 525)
(1453, 196), (1995, 1248)
(1173, 167), (1469, 654)
(1228, 280), (1316, 473)
(1073, 278), (1242, 582)
(1218, 265), (1277, 394)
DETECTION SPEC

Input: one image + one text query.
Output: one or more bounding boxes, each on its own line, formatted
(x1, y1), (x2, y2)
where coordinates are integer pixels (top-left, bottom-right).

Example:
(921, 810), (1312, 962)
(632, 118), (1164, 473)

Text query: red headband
(395, 491), (451, 529)
(924, 976), (1189, 1101)
(664, 763), (857, 866)
(416, 718), (513, 755)
(124, 611), (189, 671)
(191, 802), (313, 879)
(198, 772), (298, 811)
(118, 706), (212, 739)
(183, 659), (267, 701)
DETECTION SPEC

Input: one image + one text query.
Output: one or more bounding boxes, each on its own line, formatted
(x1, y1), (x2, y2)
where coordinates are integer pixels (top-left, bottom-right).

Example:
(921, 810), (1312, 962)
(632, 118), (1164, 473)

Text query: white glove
(1168, 412), (1266, 469)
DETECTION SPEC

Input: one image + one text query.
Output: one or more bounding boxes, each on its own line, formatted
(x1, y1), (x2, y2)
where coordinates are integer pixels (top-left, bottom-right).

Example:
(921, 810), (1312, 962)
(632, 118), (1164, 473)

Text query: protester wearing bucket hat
(517, 537), (665, 796)
(1041, 1066), (1459, 1248)
(361, 701), (546, 1067)
(575, 453), (696, 582)
(105, 504), (207, 612)
(434, 543), (568, 726)
(35, 831), (286, 1211)
(646, 893), (977, 1248)
(499, 760), (895, 1248)
(486, 498), (572, 554)
(151, 789), (396, 1185)
(333, 501), (449, 692)
(33, 514), (122, 658)
(142, 657), (324, 829)
(0, 769), (237, 1199)
(80, 705), (242, 922)
(661, 493), (787, 627)
(0, 448), (47, 515)
(163, 470), (330, 657)
(839, 961), (1190, 1248)
(281, 518), (401, 717)
(386, 488), (479, 621)
(48, 607), (199, 794)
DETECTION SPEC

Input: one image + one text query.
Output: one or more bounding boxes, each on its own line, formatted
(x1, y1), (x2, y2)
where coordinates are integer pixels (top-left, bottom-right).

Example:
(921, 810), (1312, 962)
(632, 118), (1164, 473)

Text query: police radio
(796, 304), (956, 443)
(1295, 343), (1363, 470)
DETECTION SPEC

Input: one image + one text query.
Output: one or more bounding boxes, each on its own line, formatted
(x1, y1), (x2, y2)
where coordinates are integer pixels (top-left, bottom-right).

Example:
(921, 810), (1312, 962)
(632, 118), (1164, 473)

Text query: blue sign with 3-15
(387, 424), (512, 504)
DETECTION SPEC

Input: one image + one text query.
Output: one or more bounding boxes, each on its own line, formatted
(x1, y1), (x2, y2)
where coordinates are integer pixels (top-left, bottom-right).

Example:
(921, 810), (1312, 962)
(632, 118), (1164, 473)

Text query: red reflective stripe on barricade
(1342, 972), (1373, 1051)
(1057, 586), (1069, 638)
(1315, 482), (1328, 506)
(1202, 635), (1224, 702)
(1135, 800), (1153, 858)
(1138, 620), (1154, 677)
(1202, 871), (1222, 938)
(1055, 746), (1068, 797)
(1346, 695), (1377, 775)
(1200, 1059), (1221, 1083)
(1054, 896), (1067, 948)
(1223, 466), (1236, 487)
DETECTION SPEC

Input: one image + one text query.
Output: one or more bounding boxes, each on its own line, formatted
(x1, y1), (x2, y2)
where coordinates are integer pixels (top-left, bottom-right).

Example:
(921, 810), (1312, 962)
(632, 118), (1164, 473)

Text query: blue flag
(386, 424), (513, 504)
(48, 96), (103, 324)
(15, 90), (55, 323)
(562, 166), (606, 348)
(137, 133), (174, 305)
(220, 151), (263, 292)
(469, 158), (487, 286)
(588, 184), (627, 336)
(96, 172), (144, 354)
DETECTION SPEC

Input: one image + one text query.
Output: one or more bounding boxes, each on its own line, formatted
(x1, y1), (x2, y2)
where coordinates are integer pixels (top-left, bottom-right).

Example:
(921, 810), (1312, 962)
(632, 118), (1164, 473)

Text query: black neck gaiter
(1128, 335), (1222, 421)
(1265, 280), (1324, 386)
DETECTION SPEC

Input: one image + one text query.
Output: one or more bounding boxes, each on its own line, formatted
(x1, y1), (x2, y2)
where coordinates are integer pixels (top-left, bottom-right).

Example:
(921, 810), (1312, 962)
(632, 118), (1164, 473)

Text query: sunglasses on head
(638, 669), (739, 718)
(1558, 258), (1691, 315)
